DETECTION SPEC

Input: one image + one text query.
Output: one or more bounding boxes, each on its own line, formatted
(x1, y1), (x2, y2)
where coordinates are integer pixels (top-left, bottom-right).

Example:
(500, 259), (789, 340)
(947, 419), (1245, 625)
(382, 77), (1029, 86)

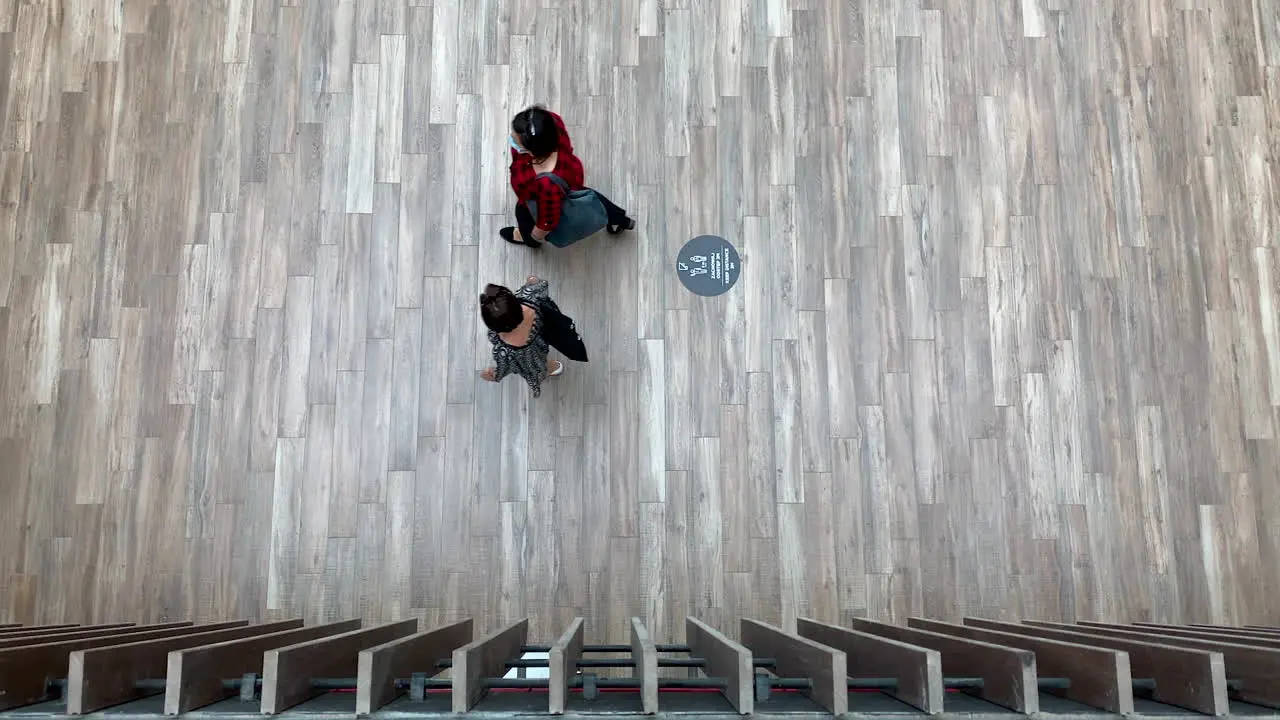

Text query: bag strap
(535, 171), (571, 195)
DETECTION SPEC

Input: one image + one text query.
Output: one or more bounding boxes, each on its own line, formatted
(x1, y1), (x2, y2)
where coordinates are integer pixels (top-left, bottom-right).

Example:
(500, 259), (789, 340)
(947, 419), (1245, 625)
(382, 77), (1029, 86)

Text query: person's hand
(531, 227), (549, 241)
(480, 368), (497, 382)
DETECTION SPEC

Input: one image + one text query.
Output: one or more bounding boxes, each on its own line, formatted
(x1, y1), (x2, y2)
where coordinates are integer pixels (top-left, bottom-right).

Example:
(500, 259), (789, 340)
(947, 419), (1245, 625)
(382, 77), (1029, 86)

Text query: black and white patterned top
(488, 279), (552, 397)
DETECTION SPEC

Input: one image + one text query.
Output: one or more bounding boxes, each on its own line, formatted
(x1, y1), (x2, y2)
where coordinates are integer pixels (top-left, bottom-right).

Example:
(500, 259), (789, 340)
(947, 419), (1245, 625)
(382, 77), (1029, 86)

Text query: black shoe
(607, 217), (636, 235)
(500, 227), (521, 245)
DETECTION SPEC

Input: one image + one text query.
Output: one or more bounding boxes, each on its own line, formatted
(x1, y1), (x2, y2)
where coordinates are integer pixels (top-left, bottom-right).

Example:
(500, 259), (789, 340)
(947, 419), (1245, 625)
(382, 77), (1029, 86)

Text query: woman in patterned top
(479, 276), (565, 397)
(501, 105), (635, 248)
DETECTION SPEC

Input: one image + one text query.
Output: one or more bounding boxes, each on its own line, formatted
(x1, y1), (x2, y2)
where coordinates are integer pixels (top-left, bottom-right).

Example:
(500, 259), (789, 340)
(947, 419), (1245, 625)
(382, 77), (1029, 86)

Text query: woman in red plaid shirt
(500, 105), (635, 248)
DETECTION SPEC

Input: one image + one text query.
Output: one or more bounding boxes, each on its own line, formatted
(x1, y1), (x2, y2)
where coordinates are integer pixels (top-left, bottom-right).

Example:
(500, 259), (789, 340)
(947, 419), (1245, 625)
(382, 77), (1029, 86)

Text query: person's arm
(532, 176), (563, 232)
(518, 275), (550, 301)
(482, 340), (515, 383)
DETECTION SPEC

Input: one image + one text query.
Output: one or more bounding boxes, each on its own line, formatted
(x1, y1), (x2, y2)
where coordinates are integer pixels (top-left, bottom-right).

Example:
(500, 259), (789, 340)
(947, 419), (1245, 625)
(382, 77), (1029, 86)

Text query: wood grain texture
(908, 618), (1134, 714)
(686, 617), (752, 715)
(963, 618), (1228, 716)
(260, 619), (418, 714)
(355, 618), (473, 715)
(848, 619), (1038, 714)
(451, 618), (529, 713)
(797, 617), (942, 714)
(630, 617), (658, 715)
(740, 618), (847, 715)
(1, 0), (1279, 637)
(66, 620), (303, 715)
(164, 619), (363, 715)
(547, 617), (583, 715)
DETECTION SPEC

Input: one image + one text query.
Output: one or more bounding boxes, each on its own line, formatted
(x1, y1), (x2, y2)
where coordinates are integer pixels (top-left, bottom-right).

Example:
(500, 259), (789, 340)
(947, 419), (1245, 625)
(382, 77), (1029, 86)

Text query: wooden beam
(451, 619), (529, 713)
(740, 619), (846, 715)
(1078, 621), (1280, 650)
(0, 623), (192, 651)
(0, 624), (84, 637)
(630, 618), (658, 715)
(0, 624), (20, 629)
(798, 618), (942, 714)
(548, 618), (584, 715)
(354, 619), (472, 715)
(908, 618), (1134, 714)
(963, 618), (1228, 716)
(848, 619), (1037, 713)
(261, 619), (418, 714)
(0, 622), (246, 711)
(1184, 624), (1280, 637)
(686, 617), (753, 715)
(65, 621), (304, 715)
(1028, 621), (1280, 709)
(166, 619), (363, 715)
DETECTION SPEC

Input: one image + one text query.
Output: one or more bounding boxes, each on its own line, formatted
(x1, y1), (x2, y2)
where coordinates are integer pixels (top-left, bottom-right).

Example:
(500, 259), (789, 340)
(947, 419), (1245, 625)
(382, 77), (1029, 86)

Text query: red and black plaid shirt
(509, 111), (586, 231)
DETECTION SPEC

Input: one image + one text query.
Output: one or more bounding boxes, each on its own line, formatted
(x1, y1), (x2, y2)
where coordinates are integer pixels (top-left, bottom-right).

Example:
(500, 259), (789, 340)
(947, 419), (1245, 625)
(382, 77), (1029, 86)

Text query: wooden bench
(548, 618), (584, 714)
(798, 618), (942, 714)
(260, 620), (418, 714)
(165, 619), (362, 714)
(355, 619), (472, 715)
(686, 617), (753, 715)
(66, 620), (305, 714)
(451, 619), (529, 713)
(849, 619), (1037, 713)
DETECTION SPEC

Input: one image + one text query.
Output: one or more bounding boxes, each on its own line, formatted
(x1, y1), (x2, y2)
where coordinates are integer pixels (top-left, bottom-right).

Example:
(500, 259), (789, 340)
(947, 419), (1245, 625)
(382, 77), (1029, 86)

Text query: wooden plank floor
(1, 0), (1278, 641)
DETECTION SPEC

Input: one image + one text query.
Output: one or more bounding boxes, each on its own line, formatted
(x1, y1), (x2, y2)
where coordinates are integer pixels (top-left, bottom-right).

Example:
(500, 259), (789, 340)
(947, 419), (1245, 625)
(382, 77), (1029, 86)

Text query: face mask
(509, 136), (528, 154)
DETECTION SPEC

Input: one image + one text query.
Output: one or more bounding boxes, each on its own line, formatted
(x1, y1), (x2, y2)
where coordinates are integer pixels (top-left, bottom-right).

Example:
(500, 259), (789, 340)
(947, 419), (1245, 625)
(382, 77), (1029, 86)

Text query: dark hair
(511, 105), (559, 159)
(479, 284), (523, 333)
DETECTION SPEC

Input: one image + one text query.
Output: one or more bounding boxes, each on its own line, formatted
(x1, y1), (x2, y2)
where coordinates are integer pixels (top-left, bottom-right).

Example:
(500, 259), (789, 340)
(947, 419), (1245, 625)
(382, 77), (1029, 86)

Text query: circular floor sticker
(676, 235), (741, 297)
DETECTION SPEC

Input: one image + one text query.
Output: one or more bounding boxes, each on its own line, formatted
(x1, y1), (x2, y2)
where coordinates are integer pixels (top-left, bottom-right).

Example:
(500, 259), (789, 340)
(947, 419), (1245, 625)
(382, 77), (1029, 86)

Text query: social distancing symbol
(676, 235), (741, 297)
